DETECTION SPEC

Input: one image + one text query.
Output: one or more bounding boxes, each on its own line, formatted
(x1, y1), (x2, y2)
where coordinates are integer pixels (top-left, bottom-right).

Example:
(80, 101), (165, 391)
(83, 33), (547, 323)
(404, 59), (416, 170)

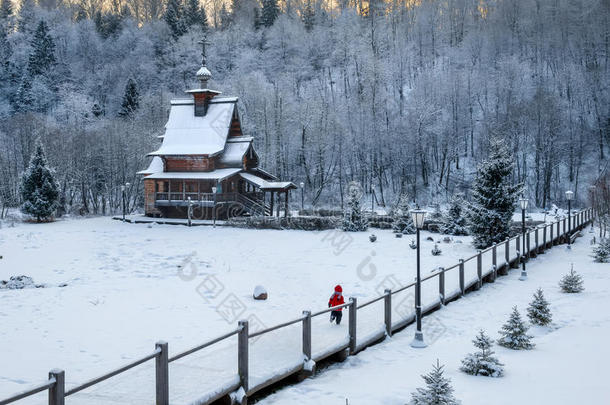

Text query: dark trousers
(330, 310), (343, 325)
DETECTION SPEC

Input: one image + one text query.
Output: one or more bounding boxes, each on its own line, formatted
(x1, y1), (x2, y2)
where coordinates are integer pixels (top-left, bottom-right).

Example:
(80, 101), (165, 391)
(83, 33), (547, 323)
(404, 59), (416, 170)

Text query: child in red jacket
(328, 285), (345, 324)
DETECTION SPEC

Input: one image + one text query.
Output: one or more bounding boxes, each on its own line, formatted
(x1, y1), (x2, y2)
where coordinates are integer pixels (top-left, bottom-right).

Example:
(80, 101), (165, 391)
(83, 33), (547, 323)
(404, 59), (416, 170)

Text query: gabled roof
(239, 172), (297, 191)
(219, 136), (256, 167)
(147, 97), (238, 157)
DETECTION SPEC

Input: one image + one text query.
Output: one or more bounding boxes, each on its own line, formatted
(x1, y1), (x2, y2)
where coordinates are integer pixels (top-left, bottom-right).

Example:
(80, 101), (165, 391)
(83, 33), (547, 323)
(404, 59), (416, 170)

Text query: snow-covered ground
(261, 229), (610, 405)
(0, 214), (596, 404)
(0, 217), (478, 402)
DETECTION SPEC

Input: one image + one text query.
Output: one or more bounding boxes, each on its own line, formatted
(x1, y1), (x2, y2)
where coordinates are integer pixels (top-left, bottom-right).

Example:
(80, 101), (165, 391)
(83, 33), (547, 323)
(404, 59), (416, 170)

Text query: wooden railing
(0, 208), (593, 405)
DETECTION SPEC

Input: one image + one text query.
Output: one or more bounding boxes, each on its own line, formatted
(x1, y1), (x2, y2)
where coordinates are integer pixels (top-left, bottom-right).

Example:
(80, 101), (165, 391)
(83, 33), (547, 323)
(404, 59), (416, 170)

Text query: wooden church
(139, 39), (295, 219)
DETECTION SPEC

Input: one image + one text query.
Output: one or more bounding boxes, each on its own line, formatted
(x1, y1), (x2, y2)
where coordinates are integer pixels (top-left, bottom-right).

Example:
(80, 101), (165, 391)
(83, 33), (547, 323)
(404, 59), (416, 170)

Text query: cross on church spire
(196, 36), (212, 88)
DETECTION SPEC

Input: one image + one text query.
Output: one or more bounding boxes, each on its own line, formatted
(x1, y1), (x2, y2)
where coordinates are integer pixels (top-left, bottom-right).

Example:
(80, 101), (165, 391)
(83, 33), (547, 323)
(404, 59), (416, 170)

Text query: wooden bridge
(0, 209), (593, 405)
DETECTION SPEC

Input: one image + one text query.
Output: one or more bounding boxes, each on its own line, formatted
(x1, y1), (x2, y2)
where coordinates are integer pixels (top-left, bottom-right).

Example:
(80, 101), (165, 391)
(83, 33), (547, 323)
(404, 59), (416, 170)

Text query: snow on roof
(137, 156), (164, 175)
(239, 172), (296, 190)
(148, 100), (236, 157)
(219, 140), (251, 167)
(144, 168), (241, 181)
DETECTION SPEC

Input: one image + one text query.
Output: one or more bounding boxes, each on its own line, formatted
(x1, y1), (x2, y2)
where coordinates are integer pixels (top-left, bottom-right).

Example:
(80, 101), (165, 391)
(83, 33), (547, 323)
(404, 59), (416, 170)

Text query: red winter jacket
(328, 285), (345, 310)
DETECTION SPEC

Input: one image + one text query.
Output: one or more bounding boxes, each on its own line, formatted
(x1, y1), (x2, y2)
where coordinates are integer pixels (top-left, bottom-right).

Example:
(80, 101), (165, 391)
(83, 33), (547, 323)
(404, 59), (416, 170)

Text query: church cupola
(187, 36), (221, 117)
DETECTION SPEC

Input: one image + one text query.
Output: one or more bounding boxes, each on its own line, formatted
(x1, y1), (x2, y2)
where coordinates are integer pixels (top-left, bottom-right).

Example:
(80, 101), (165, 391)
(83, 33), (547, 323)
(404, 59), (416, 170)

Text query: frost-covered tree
(302, 0), (315, 31)
(118, 79), (139, 118)
(19, 142), (59, 222)
(164, 0), (185, 39)
(559, 266), (584, 293)
(184, 0), (207, 31)
(526, 288), (552, 326)
(497, 307), (535, 350)
(392, 193), (415, 234)
(27, 20), (56, 78)
(0, 0), (12, 21)
(441, 194), (468, 236)
(410, 360), (460, 405)
(342, 181), (367, 231)
(261, 0), (279, 27)
(17, 0), (35, 33)
(467, 139), (521, 249)
(460, 330), (504, 377)
(13, 76), (34, 113)
(592, 238), (610, 263)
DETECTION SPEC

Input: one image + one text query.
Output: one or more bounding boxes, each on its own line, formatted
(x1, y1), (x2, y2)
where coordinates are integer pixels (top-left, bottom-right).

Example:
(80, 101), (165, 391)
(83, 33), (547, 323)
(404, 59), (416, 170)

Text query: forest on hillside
(0, 0), (607, 215)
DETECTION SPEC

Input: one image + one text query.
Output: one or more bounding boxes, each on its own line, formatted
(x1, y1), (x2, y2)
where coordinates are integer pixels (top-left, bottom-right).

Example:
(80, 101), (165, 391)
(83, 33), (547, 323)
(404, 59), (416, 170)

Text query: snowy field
(261, 229), (610, 405)
(0, 213), (594, 404)
(0, 216), (480, 402)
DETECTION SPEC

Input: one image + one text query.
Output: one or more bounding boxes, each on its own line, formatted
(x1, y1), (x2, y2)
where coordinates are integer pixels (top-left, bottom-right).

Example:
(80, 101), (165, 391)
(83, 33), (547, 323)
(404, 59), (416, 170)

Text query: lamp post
(187, 197), (193, 227)
(212, 186), (217, 228)
(589, 186), (596, 232)
(300, 182), (305, 212)
(566, 190), (573, 248)
(121, 182), (130, 221)
(410, 207), (427, 348)
(518, 197), (528, 281)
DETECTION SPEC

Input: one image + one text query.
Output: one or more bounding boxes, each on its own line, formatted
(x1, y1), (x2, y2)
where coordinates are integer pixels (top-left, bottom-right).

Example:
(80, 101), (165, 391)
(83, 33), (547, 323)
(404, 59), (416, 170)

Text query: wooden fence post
(550, 222), (554, 246)
(48, 369), (65, 405)
(501, 238), (509, 275)
(459, 259), (465, 295)
(491, 245), (497, 281)
(476, 251), (482, 289)
(542, 225), (547, 251)
(526, 232), (531, 258)
(384, 290), (392, 336)
(238, 320), (249, 393)
(349, 298), (357, 354)
(556, 221), (560, 244)
(302, 311), (312, 361)
(535, 227), (539, 253)
(515, 235), (521, 268)
(562, 218), (567, 241)
(155, 341), (169, 405)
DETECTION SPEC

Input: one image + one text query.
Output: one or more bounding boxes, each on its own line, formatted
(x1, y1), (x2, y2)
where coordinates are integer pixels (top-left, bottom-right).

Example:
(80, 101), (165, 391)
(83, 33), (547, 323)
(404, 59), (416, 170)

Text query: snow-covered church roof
(147, 97), (238, 157)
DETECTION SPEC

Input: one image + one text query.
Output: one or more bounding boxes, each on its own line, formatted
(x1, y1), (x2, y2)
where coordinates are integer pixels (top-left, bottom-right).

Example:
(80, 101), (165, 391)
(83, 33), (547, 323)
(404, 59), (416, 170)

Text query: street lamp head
(519, 197), (528, 210)
(410, 209), (427, 229)
(300, 182), (305, 188)
(125, 182), (130, 187)
(212, 186), (217, 193)
(121, 185), (125, 192)
(565, 190), (574, 201)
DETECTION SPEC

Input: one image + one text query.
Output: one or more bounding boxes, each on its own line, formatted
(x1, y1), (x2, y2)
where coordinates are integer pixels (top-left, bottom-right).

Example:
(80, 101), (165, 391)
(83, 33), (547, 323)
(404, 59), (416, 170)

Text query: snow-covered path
(261, 230), (610, 405)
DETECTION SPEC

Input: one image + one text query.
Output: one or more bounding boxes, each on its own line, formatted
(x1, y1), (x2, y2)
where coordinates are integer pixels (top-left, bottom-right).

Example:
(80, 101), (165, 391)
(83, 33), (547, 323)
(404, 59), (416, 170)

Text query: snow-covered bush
(392, 193), (415, 234)
(497, 306), (535, 350)
(441, 194), (469, 236)
(410, 360), (460, 405)
(460, 330), (504, 377)
(369, 234), (377, 242)
(409, 239), (417, 249)
(527, 288), (552, 326)
(592, 238), (610, 263)
(342, 181), (367, 232)
(559, 266), (584, 293)
(431, 244), (442, 256)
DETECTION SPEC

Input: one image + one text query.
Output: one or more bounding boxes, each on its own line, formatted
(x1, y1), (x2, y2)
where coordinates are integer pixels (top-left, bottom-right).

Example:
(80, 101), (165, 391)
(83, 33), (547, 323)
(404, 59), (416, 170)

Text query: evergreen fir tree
(526, 288), (552, 326)
(392, 193), (416, 234)
(253, 6), (262, 30)
(342, 181), (367, 231)
(460, 330), (504, 377)
(219, 3), (232, 29)
(19, 142), (59, 222)
(261, 0), (279, 27)
(467, 139), (521, 249)
(94, 11), (123, 39)
(592, 238), (610, 263)
(183, 0), (207, 31)
(441, 193), (469, 236)
(410, 360), (460, 405)
(118, 78), (139, 118)
(497, 306), (535, 350)
(164, 0), (186, 39)
(0, 0), (13, 21)
(302, 0), (315, 31)
(17, 0), (35, 33)
(0, 26), (12, 81)
(27, 20), (56, 77)
(559, 265), (584, 293)
(198, 4), (209, 31)
(13, 75), (34, 113)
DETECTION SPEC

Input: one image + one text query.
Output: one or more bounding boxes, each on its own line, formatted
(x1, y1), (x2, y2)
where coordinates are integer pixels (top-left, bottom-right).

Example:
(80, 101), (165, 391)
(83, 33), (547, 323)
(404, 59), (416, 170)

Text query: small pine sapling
(526, 288), (552, 326)
(369, 234), (377, 242)
(460, 330), (504, 377)
(592, 238), (610, 263)
(497, 306), (535, 350)
(410, 359), (460, 405)
(409, 239), (417, 249)
(559, 264), (584, 293)
(431, 244), (442, 256)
